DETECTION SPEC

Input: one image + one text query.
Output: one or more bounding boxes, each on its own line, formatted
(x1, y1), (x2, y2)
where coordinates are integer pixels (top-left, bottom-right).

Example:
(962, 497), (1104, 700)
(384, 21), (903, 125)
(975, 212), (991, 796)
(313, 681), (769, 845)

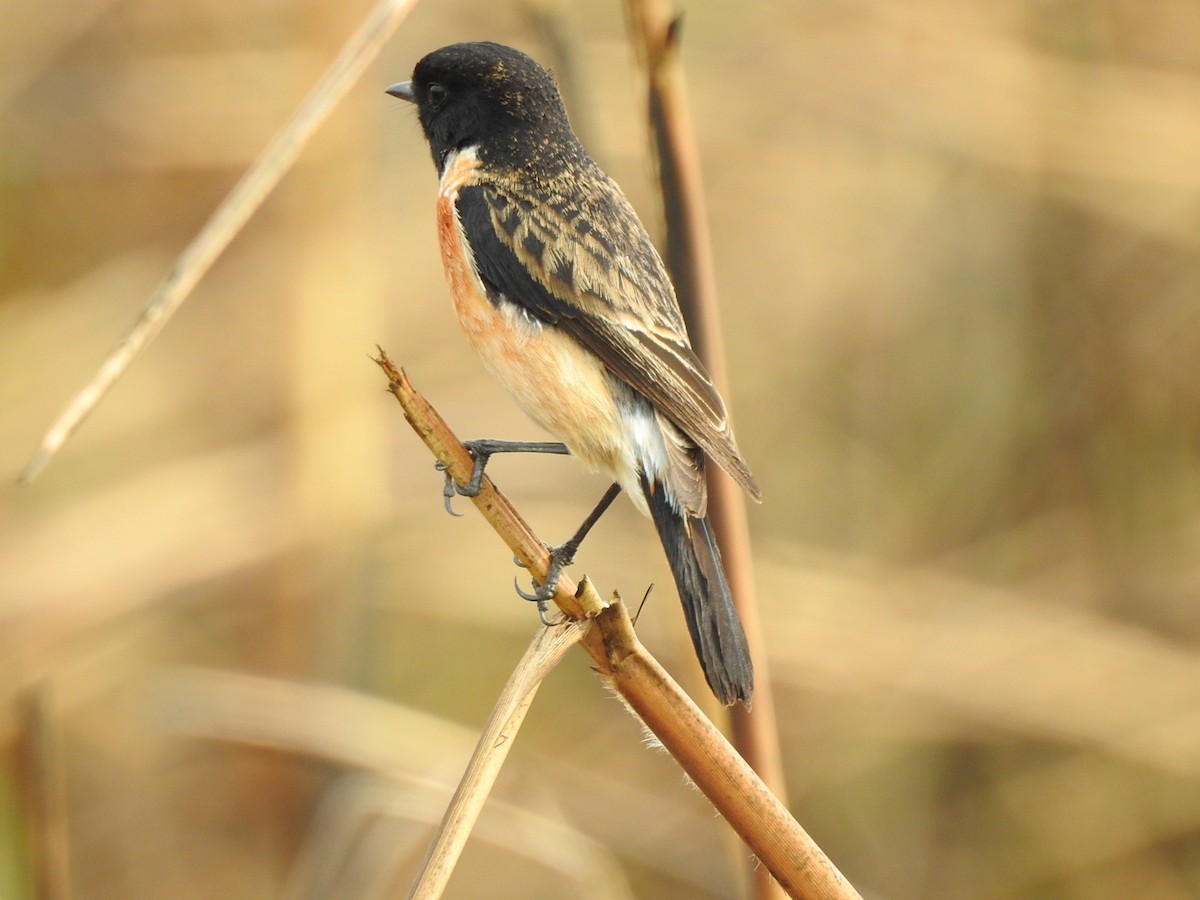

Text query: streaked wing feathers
(656, 411), (708, 517)
(456, 177), (760, 501)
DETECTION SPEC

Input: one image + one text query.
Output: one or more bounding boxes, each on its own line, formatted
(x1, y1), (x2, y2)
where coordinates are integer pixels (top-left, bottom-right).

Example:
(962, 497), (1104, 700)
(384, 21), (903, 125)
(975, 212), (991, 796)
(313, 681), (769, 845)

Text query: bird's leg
(436, 439), (568, 515)
(516, 482), (623, 608)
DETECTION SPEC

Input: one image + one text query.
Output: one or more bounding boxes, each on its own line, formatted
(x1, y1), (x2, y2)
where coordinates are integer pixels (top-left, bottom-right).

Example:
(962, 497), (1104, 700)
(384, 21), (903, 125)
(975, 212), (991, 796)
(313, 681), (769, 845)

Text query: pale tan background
(3, 1), (1200, 897)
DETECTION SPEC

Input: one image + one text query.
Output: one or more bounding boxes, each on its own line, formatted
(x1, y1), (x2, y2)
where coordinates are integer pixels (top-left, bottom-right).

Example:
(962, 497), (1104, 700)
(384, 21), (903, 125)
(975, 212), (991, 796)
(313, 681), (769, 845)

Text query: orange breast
(433, 148), (637, 490)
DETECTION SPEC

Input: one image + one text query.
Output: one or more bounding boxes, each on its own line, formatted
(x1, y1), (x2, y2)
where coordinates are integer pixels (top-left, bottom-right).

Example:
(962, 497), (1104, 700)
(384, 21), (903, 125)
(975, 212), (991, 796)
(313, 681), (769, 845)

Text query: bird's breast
(434, 147), (647, 503)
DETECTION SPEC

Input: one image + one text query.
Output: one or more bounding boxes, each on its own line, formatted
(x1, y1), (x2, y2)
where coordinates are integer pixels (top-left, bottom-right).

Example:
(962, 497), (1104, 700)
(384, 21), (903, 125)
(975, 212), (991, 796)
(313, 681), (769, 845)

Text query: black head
(387, 42), (577, 172)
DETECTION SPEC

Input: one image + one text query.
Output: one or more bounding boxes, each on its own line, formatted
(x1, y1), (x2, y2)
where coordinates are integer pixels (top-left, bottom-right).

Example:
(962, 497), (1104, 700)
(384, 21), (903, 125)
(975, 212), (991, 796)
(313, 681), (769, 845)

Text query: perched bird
(388, 41), (760, 705)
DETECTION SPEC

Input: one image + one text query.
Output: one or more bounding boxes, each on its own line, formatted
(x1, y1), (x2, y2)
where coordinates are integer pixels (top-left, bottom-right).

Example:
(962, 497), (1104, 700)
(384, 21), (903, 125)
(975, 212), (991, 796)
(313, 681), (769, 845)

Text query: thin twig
(19, 0), (422, 484)
(407, 621), (584, 900)
(375, 351), (861, 899)
(622, 11), (790, 898)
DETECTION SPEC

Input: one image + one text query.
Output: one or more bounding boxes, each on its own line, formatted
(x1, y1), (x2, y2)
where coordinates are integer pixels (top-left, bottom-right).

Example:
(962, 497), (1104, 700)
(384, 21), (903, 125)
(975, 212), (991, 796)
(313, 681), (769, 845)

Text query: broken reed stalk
(375, 350), (861, 900)
(624, 8), (790, 890)
(19, 0), (422, 484)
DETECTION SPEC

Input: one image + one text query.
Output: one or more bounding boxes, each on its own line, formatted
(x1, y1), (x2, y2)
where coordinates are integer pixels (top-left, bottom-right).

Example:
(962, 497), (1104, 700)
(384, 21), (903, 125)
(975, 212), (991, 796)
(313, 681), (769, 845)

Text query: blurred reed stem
(623, 8), (789, 898)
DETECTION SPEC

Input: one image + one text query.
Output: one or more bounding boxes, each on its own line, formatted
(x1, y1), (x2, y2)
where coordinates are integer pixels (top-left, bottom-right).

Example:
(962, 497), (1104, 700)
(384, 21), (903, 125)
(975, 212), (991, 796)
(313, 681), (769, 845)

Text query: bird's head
(387, 41), (574, 173)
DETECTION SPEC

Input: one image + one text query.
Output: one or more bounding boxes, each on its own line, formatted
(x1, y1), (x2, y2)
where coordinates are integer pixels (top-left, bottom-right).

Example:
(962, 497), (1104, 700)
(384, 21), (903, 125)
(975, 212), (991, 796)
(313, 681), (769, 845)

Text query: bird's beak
(386, 81), (416, 103)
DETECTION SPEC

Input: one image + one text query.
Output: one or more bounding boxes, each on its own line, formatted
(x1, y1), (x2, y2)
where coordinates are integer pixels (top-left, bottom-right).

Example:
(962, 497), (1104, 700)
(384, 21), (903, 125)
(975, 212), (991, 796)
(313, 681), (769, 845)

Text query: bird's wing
(455, 175), (760, 500)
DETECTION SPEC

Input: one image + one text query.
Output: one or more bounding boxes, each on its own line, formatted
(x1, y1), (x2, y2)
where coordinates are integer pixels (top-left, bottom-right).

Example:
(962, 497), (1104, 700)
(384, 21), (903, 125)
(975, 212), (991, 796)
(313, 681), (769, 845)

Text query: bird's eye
(427, 83), (448, 108)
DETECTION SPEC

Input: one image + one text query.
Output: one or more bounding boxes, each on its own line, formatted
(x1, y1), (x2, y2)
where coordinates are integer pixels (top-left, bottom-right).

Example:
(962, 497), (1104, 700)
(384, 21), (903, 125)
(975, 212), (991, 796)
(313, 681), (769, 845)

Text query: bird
(387, 41), (760, 705)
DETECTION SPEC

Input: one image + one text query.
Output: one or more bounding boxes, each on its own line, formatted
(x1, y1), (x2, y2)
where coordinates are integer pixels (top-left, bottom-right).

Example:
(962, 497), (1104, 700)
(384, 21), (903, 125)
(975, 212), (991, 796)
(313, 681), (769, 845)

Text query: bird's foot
(514, 539), (579, 605)
(437, 439), (568, 515)
(514, 540), (579, 626)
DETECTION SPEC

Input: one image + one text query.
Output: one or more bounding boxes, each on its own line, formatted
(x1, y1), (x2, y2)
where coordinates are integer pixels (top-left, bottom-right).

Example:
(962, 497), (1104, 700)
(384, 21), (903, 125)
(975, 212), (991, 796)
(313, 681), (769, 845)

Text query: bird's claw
(434, 445), (488, 516)
(435, 462), (463, 517)
(536, 599), (561, 627)
(514, 574), (550, 603)
(513, 579), (564, 627)
(514, 542), (577, 604)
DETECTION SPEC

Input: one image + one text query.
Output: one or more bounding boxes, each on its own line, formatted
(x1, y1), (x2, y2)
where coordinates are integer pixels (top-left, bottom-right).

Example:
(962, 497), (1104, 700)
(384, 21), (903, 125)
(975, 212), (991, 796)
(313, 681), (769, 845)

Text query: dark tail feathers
(641, 476), (754, 706)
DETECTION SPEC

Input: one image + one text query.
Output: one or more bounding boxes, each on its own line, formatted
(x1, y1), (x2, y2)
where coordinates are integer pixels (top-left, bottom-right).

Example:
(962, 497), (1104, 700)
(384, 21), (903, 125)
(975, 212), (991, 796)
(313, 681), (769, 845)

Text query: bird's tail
(641, 475), (754, 706)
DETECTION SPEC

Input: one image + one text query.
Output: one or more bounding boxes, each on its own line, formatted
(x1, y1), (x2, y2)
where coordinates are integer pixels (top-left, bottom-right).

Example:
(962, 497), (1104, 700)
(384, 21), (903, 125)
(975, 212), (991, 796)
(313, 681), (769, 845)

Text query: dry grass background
(3, 0), (1200, 897)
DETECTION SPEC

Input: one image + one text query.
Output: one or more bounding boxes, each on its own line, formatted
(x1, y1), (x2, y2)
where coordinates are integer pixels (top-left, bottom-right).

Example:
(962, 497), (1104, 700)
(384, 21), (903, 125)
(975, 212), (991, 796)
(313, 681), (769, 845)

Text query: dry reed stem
(592, 603), (861, 900)
(19, 0), (422, 484)
(374, 351), (608, 622)
(375, 350), (861, 900)
(623, 10), (789, 897)
(407, 621), (584, 900)
(14, 684), (73, 900)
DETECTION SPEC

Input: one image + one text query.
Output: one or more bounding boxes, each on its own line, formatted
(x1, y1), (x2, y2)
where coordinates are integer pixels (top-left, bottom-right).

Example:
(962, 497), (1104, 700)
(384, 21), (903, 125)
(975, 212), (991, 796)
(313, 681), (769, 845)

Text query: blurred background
(3, 0), (1200, 897)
